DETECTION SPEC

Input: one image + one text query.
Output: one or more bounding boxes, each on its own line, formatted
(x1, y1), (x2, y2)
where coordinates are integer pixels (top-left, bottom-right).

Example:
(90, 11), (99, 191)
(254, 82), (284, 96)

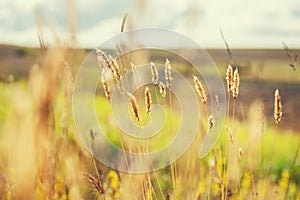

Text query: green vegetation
(0, 44), (299, 200)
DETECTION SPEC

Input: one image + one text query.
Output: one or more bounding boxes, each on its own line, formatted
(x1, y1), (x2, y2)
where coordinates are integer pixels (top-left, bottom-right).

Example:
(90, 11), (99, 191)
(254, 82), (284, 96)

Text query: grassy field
(0, 44), (299, 199)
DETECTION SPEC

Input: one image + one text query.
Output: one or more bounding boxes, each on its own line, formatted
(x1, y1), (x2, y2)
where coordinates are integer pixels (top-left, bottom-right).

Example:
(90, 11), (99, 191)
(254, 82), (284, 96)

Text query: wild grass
(0, 45), (299, 200)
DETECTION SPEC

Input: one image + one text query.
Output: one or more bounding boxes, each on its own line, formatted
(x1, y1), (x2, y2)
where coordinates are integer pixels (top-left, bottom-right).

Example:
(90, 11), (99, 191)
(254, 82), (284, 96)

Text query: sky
(0, 0), (300, 48)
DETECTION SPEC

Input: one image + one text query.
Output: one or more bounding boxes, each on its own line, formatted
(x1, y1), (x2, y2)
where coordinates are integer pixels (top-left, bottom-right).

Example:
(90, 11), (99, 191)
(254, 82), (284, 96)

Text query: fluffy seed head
(165, 58), (172, 88)
(226, 64), (233, 93)
(193, 75), (207, 104)
(127, 92), (139, 122)
(232, 68), (240, 99)
(145, 87), (152, 114)
(151, 62), (158, 85)
(274, 89), (282, 124)
(159, 82), (166, 98)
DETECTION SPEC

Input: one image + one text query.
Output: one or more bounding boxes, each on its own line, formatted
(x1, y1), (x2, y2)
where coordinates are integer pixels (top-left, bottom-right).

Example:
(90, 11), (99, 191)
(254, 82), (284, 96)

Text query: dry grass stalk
(62, 60), (74, 83)
(151, 62), (158, 85)
(282, 42), (297, 71)
(101, 71), (110, 101)
(121, 12), (128, 33)
(165, 58), (172, 88)
(274, 89), (282, 124)
(226, 64), (233, 93)
(261, 104), (265, 133)
(131, 62), (136, 71)
(108, 55), (121, 82)
(82, 172), (104, 194)
(159, 82), (166, 98)
(62, 60), (74, 97)
(208, 115), (214, 129)
(145, 87), (152, 114)
(239, 147), (243, 160)
(128, 92), (140, 122)
(232, 68), (240, 99)
(37, 32), (47, 56)
(193, 75), (207, 104)
(116, 45), (127, 74)
(215, 95), (220, 111)
(220, 28), (233, 63)
(90, 129), (96, 141)
(225, 126), (233, 145)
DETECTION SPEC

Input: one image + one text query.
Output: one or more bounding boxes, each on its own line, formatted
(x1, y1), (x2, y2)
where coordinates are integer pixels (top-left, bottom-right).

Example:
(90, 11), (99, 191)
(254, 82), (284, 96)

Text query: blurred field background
(1, 44), (300, 131)
(0, 42), (299, 199)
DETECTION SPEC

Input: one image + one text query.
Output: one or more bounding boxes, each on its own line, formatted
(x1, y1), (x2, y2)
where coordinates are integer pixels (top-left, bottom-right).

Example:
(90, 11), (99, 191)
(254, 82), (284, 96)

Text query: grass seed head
(82, 172), (104, 194)
(151, 62), (158, 85)
(165, 58), (172, 88)
(96, 48), (110, 69)
(208, 115), (214, 129)
(239, 147), (243, 160)
(225, 126), (234, 145)
(226, 64), (233, 93)
(101, 70), (110, 101)
(193, 75), (207, 104)
(128, 92), (139, 122)
(159, 82), (166, 98)
(145, 87), (152, 114)
(108, 55), (121, 82)
(232, 68), (240, 99)
(274, 89), (282, 124)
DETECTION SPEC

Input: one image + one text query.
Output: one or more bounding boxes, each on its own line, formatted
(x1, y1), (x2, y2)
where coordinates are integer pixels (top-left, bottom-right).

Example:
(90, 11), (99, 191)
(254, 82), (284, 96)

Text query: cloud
(78, 17), (122, 47)
(0, 0), (299, 48)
